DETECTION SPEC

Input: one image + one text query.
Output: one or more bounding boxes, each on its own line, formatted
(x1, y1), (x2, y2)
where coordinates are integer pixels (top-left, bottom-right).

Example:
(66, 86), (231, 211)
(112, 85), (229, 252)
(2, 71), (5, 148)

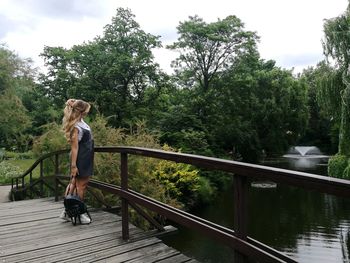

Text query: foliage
(322, 4), (350, 69)
(152, 146), (201, 208)
(196, 56), (309, 160)
(39, 8), (163, 127)
(299, 64), (338, 153)
(0, 44), (35, 94)
(164, 15), (309, 160)
(21, 87), (62, 136)
(161, 129), (212, 156)
(32, 122), (68, 157)
(313, 62), (344, 122)
(342, 163), (350, 179)
(322, 4), (350, 157)
(0, 90), (32, 150)
(248, 64), (308, 156)
(4, 151), (33, 160)
(90, 117), (207, 227)
(0, 45), (36, 150)
(328, 154), (348, 178)
(0, 161), (24, 185)
(155, 89), (213, 156)
(31, 115), (209, 216)
(196, 176), (215, 205)
(168, 15), (258, 92)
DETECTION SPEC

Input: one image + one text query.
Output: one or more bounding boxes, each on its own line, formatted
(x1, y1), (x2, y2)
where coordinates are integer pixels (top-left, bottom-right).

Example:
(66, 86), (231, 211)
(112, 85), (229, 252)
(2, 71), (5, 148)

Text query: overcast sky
(0, 0), (348, 74)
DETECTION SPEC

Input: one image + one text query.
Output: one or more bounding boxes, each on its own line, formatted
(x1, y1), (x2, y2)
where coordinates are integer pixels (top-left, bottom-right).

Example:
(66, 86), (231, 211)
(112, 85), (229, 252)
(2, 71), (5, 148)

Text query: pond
(160, 155), (350, 262)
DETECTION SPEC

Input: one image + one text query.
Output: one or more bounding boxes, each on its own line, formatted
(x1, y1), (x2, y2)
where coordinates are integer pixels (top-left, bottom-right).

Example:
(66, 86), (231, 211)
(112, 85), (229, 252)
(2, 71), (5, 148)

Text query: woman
(59, 99), (94, 224)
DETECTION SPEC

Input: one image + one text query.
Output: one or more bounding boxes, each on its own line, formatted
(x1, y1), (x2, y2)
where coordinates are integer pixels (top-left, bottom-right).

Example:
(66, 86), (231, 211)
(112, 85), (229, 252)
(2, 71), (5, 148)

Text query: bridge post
(233, 174), (248, 262)
(54, 154), (59, 202)
(40, 160), (44, 197)
(121, 152), (129, 240)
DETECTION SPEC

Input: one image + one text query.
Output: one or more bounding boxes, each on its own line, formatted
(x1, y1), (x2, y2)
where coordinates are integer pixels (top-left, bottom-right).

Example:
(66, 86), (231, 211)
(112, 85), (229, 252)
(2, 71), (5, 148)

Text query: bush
(32, 123), (68, 157)
(32, 123), (69, 176)
(196, 176), (215, 205)
(342, 164), (350, 179)
(4, 151), (34, 160)
(0, 161), (24, 185)
(153, 158), (200, 208)
(151, 145), (216, 208)
(161, 129), (213, 156)
(328, 154), (348, 178)
(32, 116), (215, 229)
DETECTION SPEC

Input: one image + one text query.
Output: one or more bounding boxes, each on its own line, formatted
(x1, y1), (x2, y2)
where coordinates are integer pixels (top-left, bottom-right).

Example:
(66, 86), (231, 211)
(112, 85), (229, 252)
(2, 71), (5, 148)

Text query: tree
(40, 8), (163, 127)
(0, 45), (33, 150)
(322, 3), (350, 178)
(299, 63), (339, 154)
(322, 4), (350, 156)
(210, 57), (308, 160)
(168, 15), (258, 92)
(0, 91), (31, 149)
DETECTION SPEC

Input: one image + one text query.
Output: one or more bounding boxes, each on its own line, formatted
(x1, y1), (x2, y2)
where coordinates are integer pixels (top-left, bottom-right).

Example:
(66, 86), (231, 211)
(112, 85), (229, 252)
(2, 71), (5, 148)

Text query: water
(161, 157), (350, 263)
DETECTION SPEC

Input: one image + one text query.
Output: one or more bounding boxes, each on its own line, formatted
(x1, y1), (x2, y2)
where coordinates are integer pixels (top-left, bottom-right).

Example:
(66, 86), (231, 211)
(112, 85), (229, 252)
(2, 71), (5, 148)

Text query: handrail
(11, 146), (350, 263)
(11, 149), (70, 190)
(93, 146), (350, 198)
(19, 149), (69, 179)
(15, 146), (350, 197)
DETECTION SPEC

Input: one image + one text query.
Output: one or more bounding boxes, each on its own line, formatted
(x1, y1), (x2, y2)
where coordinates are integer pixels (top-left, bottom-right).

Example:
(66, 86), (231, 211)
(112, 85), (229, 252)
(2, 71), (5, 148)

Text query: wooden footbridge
(0, 197), (196, 262)
(4, 146), (350, 262)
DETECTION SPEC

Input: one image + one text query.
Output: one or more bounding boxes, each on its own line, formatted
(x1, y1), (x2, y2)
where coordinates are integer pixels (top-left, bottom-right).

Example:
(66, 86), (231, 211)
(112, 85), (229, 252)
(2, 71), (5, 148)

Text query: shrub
(328, 154), (348, 178)
(32, 123), (69, 176)
(32, 116), (214, 229)
(151, 145), (216, 208)
(0, 161), (24, 185)
(4, 151), (34, 160)
(196, 176), (215, 205)
(342, 164), (350, 179)
(153, 158), (200, 208)
(32, 123), (68, 157)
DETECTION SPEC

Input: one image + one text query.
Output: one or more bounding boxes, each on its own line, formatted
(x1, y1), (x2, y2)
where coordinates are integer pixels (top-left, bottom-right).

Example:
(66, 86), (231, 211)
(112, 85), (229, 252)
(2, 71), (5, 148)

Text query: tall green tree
(0, 45), (33, 149)
(209, 57), (308, 160)
(299, 63), (339, 154)
(322, 3), (350, 156)
(167, 15), (258, 92)
(164, 15), (260, 158)
(321, 3), (350, 178)
(40, 8), (163, 127)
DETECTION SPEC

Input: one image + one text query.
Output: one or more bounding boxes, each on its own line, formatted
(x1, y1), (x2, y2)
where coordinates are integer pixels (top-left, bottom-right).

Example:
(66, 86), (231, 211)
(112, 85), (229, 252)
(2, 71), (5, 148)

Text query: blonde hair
(62, 99), (91, 142)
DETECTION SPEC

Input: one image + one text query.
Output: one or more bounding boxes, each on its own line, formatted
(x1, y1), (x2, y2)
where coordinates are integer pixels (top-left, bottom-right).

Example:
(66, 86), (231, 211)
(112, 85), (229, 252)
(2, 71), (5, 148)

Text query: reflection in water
(161, 157), (350, 263)
(248, 184), (350, 263)
(282, 155), (329, 170)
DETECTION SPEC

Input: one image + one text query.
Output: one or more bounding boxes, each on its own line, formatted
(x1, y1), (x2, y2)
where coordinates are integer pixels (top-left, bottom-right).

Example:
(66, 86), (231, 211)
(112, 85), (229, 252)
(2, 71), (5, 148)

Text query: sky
(0, 0), (348, 74)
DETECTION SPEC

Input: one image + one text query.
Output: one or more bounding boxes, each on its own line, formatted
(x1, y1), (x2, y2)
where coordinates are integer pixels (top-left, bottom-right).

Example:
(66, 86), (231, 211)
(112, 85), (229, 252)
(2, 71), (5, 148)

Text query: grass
(6, 159), (38, 175)
(0, 159), (39, 185)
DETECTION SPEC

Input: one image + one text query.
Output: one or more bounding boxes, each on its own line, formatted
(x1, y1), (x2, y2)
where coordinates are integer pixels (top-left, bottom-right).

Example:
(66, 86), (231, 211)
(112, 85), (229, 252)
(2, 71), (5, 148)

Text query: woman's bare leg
(76, 176), (90, 200)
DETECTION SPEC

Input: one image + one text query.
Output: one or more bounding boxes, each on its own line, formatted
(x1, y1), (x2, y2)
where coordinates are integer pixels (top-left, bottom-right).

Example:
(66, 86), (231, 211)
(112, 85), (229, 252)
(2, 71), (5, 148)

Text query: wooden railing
(11, 146), (350, 263)
(11, 149), (69, 198)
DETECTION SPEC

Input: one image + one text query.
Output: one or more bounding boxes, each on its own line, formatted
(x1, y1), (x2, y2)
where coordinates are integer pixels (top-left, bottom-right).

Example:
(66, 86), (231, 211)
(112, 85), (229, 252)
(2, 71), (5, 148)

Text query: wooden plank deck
(0, 198), (198, 263)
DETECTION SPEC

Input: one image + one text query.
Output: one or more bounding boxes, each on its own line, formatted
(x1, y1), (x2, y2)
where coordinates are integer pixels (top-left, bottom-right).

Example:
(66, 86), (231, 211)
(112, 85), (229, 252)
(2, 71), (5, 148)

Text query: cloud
(0, 0), (348, 74)
(279, 53), (324, 68)
(0, 14), (17, 39)
(9, 0), (107, 21)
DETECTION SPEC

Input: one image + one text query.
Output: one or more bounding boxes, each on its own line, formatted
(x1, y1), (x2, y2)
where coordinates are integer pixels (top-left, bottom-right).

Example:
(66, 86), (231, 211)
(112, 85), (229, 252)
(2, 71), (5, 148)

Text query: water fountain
(283, 146), (329, 170)
(252, 146), (329, 188)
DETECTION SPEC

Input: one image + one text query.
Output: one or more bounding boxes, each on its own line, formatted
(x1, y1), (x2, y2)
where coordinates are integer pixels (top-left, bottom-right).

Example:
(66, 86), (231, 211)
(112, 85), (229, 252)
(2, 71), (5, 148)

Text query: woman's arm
(70, 127), (79, 177)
